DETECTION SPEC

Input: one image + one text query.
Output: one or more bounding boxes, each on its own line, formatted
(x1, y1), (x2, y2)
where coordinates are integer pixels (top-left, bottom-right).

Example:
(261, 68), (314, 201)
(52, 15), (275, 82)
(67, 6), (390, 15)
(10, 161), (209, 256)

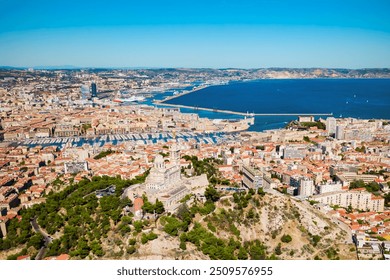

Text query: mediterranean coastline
(157, 78), (390, 131)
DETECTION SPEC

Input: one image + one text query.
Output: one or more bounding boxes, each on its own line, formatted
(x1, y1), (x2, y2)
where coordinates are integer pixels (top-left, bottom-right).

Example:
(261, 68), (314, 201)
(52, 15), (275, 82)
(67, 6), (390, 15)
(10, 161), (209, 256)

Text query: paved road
(31, 218), (53, 260)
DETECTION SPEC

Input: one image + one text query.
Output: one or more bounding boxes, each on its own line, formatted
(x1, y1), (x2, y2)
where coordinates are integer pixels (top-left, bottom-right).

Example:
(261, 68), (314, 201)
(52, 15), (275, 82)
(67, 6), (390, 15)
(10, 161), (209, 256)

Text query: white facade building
(336, 125), (345, 140)
(326, 117), (337, 135)
(145, 145), (181, 191)
(140, 144), (209, 213)
(298, 177), (315, 197)
(242, 165), (263, 189)
(316, 182), (343, 194)
(312, 189), (384, 212)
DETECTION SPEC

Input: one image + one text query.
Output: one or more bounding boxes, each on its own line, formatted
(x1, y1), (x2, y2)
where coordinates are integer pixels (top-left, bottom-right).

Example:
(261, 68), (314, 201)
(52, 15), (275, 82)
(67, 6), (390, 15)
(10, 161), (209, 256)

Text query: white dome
(155, 154), (164, 163)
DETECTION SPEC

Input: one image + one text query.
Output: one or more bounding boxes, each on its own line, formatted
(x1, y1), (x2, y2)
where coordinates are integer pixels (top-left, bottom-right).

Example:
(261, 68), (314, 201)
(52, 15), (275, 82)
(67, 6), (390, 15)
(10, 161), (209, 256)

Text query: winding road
(30, 217), (53, 260)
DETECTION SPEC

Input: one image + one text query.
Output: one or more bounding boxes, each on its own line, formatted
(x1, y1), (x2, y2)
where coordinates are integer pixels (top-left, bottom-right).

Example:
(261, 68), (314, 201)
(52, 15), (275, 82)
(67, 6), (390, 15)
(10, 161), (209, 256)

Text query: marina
(18, 131), (240, 148)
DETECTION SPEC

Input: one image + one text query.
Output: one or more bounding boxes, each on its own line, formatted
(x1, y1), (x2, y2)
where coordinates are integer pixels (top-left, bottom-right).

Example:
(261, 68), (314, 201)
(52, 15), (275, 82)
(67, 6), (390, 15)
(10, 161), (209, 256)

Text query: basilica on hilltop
(145, 144), (181, 191)
(124, 144), (209, 213)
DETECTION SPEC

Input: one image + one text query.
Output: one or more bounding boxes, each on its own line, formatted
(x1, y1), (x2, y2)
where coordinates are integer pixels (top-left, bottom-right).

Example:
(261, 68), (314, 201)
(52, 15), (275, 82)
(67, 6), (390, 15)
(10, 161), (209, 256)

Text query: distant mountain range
(0, 66), (27, 70)
(0, 65), (163, 70)
(32, 65), (81, 70)
(0, 65), (81, 70)
(0, 66), (389, 70)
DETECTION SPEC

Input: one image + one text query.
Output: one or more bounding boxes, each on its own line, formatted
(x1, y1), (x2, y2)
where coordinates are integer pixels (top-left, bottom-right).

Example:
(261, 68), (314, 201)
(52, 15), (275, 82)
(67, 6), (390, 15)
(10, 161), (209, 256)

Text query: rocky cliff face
(103, 191), (356, 260)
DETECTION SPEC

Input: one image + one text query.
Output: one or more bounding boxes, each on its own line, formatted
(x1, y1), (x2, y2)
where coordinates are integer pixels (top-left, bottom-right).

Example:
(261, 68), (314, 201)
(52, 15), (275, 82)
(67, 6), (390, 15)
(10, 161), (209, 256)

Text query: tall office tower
(90, 82), (97, 98)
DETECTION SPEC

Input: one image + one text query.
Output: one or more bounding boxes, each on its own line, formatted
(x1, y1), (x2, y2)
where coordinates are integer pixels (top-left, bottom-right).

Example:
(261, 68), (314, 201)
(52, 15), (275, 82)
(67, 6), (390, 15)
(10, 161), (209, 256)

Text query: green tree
(204, 186), (221, 202)
(133, 221), (144, 233)
(141, 234), (149, 244)
(162, 217), (183, 236)
(326, 247), (339, 260)
(257, 187), (265, 196)
(46, 239), (62, 257)
(199, 201), (216, 215)
(27, 233), (44, 250)
(349, 180), (365, 189)
(90, 240), (104, 257)
(281, 234), (292, 243)
(142, 200), (154, 213)
(141, 232), (158, 244)
(311, 235), (321, 247)
(154, 199), (165, 214)
(94, 149), (114, 160)
(355, 146), (365, 153)
(346, 204), (353, 214)
(249, 241), (267, 260)
(127, 246), (136, 254)
(274, 243), (282, 255)
(179, 241), (187, 250)
(237, 247), (248, 260)
(74, 238), (91, 259)
(384, 192), (390, 206)
(366, 182), (380, 193)
(207, 222), (216, 232)
(142, 197), (165, 214)
(246, 208), (255, 220)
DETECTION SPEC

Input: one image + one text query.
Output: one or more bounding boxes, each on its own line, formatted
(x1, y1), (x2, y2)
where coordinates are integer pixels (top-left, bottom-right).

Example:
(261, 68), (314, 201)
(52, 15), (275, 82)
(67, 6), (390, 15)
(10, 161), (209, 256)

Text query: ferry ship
(113, 96), (146, 103)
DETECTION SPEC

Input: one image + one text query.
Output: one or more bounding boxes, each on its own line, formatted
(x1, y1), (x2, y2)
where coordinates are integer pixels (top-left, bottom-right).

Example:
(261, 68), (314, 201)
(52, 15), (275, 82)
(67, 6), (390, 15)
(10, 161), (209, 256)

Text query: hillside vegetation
(0, 175), (356, 260)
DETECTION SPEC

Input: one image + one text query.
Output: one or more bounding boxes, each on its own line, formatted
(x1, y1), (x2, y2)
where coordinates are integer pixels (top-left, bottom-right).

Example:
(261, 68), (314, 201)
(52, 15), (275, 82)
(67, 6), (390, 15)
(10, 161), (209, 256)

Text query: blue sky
(0, 0), (389, 68)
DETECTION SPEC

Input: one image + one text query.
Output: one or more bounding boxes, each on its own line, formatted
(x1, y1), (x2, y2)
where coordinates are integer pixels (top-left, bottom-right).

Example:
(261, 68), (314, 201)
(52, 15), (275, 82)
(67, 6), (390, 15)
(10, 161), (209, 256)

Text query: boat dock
(18, 131), (241, 148)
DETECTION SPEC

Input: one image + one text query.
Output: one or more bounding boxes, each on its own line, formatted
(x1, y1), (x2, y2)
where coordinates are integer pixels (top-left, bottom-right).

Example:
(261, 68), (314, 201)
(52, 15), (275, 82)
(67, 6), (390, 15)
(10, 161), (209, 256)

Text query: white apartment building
(326, 117), (337, 135)
(242, 165), (263, 189)
(336, 125), (345, 140)
(262, 173), (277, 189)
(312, 189), (384, 212)
(336, 172), (378, 186)
(298, 177), (315, 197)
(316, 182), (343, 194)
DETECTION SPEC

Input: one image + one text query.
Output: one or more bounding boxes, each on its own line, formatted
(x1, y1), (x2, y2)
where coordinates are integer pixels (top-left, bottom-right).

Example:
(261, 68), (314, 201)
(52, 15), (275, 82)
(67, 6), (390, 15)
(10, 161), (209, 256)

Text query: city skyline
(0, 0), (389, 68)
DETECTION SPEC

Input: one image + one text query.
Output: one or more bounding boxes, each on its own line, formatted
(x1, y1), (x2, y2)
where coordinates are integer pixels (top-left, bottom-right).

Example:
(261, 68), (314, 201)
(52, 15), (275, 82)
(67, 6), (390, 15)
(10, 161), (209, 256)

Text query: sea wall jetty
(158, 84), (209, 103)
(155, 102), (333, 117)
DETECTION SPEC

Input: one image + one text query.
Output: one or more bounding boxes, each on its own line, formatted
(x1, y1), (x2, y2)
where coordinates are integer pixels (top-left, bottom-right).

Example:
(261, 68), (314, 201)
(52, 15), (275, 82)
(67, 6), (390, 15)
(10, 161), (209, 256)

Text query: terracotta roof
(56, 254), (70, 260)
(134, 197), (144, 212)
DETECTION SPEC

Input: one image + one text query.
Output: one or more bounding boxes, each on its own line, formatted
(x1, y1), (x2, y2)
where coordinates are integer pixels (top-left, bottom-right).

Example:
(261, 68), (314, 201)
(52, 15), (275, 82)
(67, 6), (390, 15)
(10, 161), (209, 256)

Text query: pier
(155, 102), (333, 117)
(156, 85), (209, 103)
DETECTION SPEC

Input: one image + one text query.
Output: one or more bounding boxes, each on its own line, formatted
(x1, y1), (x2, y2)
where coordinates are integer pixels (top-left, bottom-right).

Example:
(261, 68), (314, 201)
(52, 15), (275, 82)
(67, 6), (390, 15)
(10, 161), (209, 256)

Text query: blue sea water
(163, 79), (390, 131)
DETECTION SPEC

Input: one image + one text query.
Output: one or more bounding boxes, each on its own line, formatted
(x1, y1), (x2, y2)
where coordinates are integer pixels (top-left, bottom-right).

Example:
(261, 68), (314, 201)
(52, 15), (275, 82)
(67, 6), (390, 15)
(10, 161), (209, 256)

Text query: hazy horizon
(1, 65), (390, 70)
